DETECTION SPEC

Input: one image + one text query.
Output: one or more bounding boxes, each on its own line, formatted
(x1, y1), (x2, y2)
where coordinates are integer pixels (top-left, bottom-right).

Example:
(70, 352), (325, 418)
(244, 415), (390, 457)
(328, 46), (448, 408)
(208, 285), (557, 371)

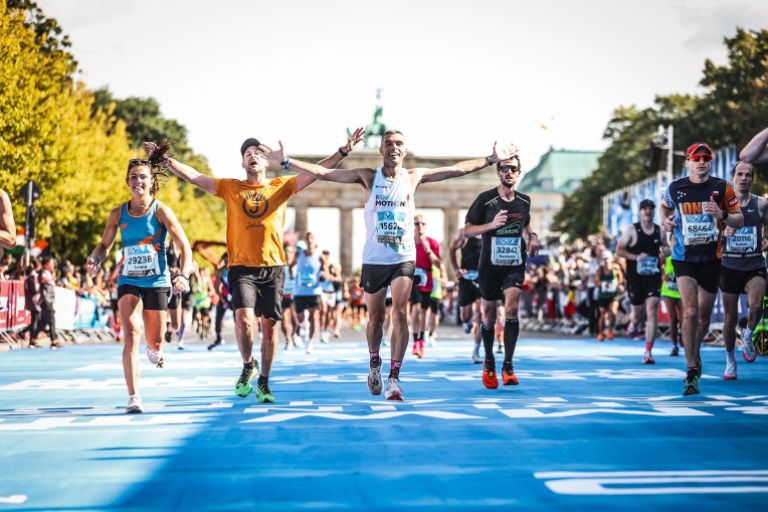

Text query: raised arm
(86, 207), (121, 276)
(143, 142), (218, 195)
(264, 140), (370, 185)
(419, 142), (518, 184)
(0, 189), (16, 250)
(740, 127), (768, 164)
(293, 127), (367, 192)
(158, 204), (193, 294)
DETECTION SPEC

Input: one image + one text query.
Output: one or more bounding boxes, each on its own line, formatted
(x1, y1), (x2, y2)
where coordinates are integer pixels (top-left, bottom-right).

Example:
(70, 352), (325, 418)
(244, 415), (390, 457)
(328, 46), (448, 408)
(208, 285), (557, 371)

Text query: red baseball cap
(686, 143), (713, 157)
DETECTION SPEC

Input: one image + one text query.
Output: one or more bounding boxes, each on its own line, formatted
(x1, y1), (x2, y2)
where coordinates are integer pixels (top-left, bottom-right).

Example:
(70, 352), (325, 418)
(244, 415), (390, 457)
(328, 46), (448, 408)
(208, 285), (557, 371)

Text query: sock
(257, 375), (268, 386)
(645, 341), (653, 352)
(389, 359), (402, 379)
(244, 359), (256, 369)
(413, 332), (419, 343)
(370, 351), (381, 367)
(177, 322), (186, 341)
(418, 331), (425, 342)
(481, 325), (495, 364)
(726, 350), (736, 363)
(503, 319), (519, 366)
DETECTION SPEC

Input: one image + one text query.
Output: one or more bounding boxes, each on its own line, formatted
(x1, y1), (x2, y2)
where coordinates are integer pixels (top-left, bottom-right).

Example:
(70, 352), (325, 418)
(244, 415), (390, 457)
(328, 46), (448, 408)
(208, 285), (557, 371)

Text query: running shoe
(724, 358), (738, 381)
(627, 322), (638, 338)
(463, 321), (473, 334)
(642, 351), (655, 365)
(293, 334), (304, 348)
(742, 328), (757, 363)
(368, 358), (383, 396)
(495, 342), (503, 354)
(411, 340), (420, 356)
(606, 330), (615, 340)
(165, 331), (174, 344)
(670, 345), (680, 357)
(683, 369), (700, 396)
(255, 381), (276, 403)
(207, 340), (222, 351)
(427, 334), (437, 347)
(502, 367), (519, 386)
(385, 377), (404, 401)
(320, 331), (330, 344)
(597, 333), (605, 342)
(417, 340), (425, 358)
(381, 338), (389, 347)
(482, 360), (499, 389)
(146, 345), (164, 367)
(126, 394), (143, 414)
(284, 341), (293, 351)
(305, 340), (314, 354)
(177, 339), (185, 350)
(471, 345), (483, 364)
(235, 362), (259, 397)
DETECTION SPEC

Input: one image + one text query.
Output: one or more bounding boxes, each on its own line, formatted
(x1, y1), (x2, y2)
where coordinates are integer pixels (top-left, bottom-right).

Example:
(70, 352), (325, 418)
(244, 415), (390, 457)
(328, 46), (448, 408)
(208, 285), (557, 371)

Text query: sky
(34, 0), (768, 267)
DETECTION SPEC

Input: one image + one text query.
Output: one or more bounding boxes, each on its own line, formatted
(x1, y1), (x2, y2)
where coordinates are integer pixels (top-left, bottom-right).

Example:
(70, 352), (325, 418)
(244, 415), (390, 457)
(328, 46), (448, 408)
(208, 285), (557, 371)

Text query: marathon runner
(265, 130), (516, 400)
(616, 198), (670, 363)
(155, 128), (364, 403)
(661, 142), (743, 395)
(86, 154), (192, 414)
(0, 189), (15, 251)
(720, 161), (765, 378)
(450, 228), (483, 363)
(661, 255), (683, 356)
(411, 214), (441, 359)
(464, 154), (539, 389)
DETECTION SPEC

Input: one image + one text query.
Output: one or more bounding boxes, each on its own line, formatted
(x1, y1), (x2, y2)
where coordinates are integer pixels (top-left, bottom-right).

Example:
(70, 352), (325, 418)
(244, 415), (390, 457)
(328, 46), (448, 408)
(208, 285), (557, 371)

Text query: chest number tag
(681, 212), (717, 246)
(123, 244), (160, 278)
(637, 256), (660, 275)
(491, 237), (522, 266)
(726, 226), (757, 253)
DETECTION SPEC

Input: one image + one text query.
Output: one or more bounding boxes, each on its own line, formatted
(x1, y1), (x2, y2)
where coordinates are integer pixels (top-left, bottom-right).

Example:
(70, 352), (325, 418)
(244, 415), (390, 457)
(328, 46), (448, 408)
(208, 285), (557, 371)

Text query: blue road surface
(0, 333), (767, 511)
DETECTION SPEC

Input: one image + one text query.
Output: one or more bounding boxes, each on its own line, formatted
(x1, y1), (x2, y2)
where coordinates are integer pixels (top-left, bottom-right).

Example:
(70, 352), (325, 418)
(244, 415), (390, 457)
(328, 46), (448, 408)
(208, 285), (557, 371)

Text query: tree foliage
(555, 29), (768, 239)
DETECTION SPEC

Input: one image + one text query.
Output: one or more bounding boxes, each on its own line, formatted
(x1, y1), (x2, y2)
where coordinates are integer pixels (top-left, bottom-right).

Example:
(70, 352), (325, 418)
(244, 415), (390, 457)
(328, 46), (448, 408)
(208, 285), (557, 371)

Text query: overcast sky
(37, 0), (768, 179)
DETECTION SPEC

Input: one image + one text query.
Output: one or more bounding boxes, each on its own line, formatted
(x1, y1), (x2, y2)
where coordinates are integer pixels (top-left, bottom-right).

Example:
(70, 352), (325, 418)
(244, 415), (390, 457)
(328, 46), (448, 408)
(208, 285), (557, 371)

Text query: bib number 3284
(491, 237), (522, 266)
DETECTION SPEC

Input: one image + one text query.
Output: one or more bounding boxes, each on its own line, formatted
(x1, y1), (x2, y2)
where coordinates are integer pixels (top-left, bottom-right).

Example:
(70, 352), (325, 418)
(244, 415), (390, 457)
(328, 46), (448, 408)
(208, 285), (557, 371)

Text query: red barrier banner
(12, 280), (30, 329)
(0, 281), (10, 330)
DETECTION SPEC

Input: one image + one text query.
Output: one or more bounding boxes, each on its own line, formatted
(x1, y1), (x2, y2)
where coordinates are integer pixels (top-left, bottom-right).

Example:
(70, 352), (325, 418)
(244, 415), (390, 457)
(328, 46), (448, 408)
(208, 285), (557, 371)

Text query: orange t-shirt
(215, 176), (297, 267)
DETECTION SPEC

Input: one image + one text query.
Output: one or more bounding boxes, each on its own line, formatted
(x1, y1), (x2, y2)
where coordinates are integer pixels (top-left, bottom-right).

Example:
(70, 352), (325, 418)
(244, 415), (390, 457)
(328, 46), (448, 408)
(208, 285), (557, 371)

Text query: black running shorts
(672, 259), (721, 294)
(118, 285), (171, 311)
(229, 265), (284, 320)
(627, 276), (661, 306)
(361, 261), (415, 294)
(720, 266), (766, 295)
(294, 295), (320, 313)
(477, 264), (525, 302)
(458, 277), (482, 307)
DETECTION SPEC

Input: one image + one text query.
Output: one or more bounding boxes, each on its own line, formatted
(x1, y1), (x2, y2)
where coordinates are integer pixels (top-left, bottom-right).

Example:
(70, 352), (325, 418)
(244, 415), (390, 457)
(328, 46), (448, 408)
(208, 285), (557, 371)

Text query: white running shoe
(177, 339), (185, 350)
(642, 351), (655, 365)
(126, 394), (143, 414)
(320, 331), (330, 344)
(462, 321), (473, 334)
(305, 340), (314, 354)
(471, 345), (483, 364)
(427, 334), (437, 347)
(146, 345), (163, 366)
(293, 334), (304, 348)
(381, 338), (389, 347)
(368, 362), (383, 395)
(742, 328), (757, 362)
(724, 358), (738, 380)
(385, 377), (404, 401)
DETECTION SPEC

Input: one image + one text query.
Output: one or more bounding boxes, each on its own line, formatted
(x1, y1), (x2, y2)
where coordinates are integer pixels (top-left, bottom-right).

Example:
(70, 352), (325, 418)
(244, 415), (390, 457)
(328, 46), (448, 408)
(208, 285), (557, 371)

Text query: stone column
(339, 208), (354, 277)
(442, 207), (459, 281)
(294, 206), (308, 235)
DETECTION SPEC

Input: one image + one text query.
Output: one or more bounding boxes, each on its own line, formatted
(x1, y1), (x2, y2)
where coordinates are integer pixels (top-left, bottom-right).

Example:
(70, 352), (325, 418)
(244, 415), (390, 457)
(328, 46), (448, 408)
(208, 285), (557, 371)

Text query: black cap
(639, 198), (655, 209)
(240, 138), (262, 157)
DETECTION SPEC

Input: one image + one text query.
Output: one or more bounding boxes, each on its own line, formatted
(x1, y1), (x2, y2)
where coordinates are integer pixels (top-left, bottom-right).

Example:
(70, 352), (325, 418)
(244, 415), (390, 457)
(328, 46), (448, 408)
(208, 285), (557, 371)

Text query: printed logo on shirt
(241, 191), (269, 219)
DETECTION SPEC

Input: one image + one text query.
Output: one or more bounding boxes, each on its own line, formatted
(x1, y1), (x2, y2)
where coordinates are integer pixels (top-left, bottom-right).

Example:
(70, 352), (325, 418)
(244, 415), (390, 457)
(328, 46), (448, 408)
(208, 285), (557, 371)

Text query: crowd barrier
(0, 280), (114, 346)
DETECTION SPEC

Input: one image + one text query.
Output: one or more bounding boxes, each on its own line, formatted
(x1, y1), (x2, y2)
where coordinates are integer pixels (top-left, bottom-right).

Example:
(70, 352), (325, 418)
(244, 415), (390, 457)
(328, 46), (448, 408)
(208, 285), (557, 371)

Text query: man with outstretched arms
(154, 128), (364, 403)
(661, 142), (743, 396)
(265, 130), (516, 401)
(450, 228), (483, 363)
(0, 189), (16, 251)
(616, 199), (670, 364)
(463, 156), (539, 389)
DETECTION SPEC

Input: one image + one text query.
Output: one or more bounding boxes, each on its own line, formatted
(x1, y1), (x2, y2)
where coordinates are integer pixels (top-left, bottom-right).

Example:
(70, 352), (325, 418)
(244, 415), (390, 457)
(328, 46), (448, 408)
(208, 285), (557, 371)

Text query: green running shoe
(235, 361), (259, 397)
(683, 369), (700, 396)
(255, 381), (275, 403)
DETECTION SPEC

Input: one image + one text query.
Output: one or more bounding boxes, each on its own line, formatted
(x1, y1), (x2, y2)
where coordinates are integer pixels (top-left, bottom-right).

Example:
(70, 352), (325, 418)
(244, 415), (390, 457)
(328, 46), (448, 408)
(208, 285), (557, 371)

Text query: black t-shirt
(460, 236), (481, 271)
(465, 188), (531, 269)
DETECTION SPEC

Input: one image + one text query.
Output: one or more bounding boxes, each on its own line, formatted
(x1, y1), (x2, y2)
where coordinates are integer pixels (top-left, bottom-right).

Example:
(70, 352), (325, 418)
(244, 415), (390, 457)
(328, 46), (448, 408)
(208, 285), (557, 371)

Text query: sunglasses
(128, 158), (151, 169)
(688, 154), (713, 163)
(498, 166), (520, 173)
(414, 222), (426, 226)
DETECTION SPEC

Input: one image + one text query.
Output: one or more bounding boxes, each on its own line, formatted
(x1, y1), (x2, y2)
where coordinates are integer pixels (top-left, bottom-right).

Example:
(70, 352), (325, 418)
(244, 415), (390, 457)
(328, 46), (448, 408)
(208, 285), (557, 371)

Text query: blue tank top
(117, 200), (170, 288)
(294, 248), (321, 296)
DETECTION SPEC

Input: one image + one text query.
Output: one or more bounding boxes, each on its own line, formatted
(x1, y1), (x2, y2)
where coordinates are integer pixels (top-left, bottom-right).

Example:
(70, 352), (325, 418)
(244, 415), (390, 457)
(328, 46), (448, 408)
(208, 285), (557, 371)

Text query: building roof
(517, 148), (602, 194)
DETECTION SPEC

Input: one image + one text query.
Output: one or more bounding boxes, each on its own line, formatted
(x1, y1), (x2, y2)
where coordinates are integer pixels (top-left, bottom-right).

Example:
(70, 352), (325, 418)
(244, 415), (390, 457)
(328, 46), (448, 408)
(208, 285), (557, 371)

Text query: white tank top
(363, 168), (416, 264)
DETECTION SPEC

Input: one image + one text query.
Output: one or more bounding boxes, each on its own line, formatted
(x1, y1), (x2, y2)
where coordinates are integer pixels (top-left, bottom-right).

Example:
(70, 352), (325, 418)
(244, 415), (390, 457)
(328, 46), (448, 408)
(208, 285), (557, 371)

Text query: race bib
(667, 280), (678, 291)
(681, 212), (716, 246)
(726, 226), (758, 253)
(601, 280), (618, 293)
(122, 244), (160, 278)
(321, 280), (335, 293)
(637, 256), (660, 275)
(464, 270), (479, 281)
(299, 270), (317, 288)
(414, 267), (428, 286)
(490, 237), (522, 266)
(376, 210), (406, 247)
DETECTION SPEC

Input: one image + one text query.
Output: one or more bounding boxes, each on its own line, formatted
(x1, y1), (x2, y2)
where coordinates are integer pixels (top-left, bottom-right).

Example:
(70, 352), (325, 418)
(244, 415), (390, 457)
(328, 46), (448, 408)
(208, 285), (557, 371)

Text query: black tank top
(460, 236), (481, 271)
(722, 195), (766, 271)
(166, 243), (180, 269)
(626, 222), (661, 278)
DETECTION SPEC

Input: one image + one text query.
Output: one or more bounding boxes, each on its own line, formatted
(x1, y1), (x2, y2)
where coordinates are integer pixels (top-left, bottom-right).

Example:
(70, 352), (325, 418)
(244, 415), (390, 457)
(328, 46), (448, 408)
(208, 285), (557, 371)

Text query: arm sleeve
(723, 182), (740, 213)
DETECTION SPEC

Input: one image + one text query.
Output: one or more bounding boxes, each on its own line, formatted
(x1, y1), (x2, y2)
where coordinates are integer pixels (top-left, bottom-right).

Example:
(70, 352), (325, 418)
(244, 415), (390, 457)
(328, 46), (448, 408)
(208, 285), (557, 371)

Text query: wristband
(281, 157), (292, 172)
(339, 147), (349, 157)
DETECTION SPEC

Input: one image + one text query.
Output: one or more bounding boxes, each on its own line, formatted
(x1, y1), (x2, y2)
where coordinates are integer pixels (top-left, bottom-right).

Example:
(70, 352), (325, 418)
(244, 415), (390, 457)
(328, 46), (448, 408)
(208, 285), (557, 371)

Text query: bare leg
(119, 295), (142, 397)
(234, 307), (256, 365)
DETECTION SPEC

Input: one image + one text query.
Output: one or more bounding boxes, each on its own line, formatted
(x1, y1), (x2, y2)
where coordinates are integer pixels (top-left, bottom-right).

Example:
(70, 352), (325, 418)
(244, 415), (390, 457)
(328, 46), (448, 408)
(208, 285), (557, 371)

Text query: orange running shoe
(502, 367), (519, 386)
(412, 340), (420, 357)
(607, 330), (615, 340)
(482, 361), (499, 389)
(597, 333), (605, 342)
